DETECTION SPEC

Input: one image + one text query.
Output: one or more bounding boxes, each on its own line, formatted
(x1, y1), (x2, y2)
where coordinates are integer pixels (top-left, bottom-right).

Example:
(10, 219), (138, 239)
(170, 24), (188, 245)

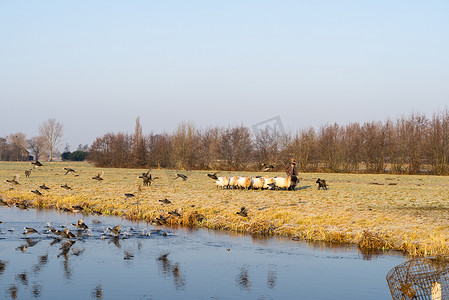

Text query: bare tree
(132, 116), (147, 167)
(28, 136), (47, 161)
(39, 118), (64, 161)
(8, 132), (28, 161)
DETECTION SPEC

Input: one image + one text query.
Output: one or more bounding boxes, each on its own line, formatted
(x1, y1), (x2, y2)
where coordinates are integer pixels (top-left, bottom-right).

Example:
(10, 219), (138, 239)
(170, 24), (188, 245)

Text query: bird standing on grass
(159, 198), (172, 205)
(60, 183), (72, 190)
(1, 198), (11, 207)
(39, 183), (50, 190)
(92, 171), (104, 181)
(5, 174), (20, 185)
(31, 190), (43, 196)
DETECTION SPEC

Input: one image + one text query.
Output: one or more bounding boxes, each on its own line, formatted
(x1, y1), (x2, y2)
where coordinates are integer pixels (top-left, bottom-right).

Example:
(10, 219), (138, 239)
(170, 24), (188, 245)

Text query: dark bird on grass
(168, 210), (181, 217)
(92, 171), (104, 181)
(15, 202), (29, 210)
(174, 173), (188, 181)
(31, 160), (43, 167)
(60, 183), (72, 190)
(0, 198), (10, 207)
(71, 205), (83, 213)
(72, 219), (88, 230)
(39, 183), (50, 190)
(207, 172), (218, 180)
(159, 198), (172, 205)
(107, 224), (121, 236)
(5, 174), (20, 185)
(92, 210), (102, 216)
(24, 227), (40, 235)
(64, 167), (76, 175)
(155, 215), (170, 225)
(31, 190), (43, 196)
(123, 251), (134, 260)
(236, 207), (248, 217)
(125, 193), (135, 198)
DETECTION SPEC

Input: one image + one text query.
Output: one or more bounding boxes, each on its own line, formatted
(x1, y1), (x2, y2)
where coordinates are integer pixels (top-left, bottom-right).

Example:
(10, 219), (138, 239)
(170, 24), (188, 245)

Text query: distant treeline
(88, 111), (449, 175)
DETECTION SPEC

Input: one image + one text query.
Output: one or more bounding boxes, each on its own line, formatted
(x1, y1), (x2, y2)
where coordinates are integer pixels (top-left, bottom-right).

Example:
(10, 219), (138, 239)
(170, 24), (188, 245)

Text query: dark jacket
(285, 162), (298, 176)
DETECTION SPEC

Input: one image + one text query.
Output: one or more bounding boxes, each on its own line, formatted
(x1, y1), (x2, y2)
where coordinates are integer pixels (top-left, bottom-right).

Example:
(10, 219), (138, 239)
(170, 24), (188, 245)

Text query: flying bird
(72, 219), (88, 230)
(207, 172), (218, 180)
(31, 161), (43, 167)
(174, 173), (188, 181)
(60, 228), (76, 239)
(64, 168), (76, 175)
(262, 163), (275, 172)
(107, 224), (121, 236)
(236, 207), (248, 217)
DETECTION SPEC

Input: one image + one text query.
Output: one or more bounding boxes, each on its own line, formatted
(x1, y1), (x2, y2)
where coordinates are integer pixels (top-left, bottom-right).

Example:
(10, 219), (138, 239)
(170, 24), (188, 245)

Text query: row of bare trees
(89, 111), (449, 175)
(0, 119), (64, 162)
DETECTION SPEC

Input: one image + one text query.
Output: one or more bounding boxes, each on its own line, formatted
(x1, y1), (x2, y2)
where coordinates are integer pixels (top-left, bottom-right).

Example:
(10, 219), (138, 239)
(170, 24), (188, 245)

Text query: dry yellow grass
(1, 161), (449, 258)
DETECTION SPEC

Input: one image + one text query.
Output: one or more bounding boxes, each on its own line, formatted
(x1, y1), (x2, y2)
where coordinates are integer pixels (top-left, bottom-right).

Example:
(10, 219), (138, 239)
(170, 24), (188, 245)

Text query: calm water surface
(0, 206), (405, 299)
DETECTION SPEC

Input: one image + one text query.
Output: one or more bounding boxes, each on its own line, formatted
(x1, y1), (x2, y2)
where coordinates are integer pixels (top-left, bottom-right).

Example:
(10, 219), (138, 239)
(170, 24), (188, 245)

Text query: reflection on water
(387, 257), (449, 299)
(0, 205), (406, 299)
(236, 266), (251, 291)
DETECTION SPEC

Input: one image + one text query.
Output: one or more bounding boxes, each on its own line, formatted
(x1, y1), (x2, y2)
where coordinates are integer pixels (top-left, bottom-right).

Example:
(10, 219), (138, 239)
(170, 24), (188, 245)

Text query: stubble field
(1, 161), (448, 258)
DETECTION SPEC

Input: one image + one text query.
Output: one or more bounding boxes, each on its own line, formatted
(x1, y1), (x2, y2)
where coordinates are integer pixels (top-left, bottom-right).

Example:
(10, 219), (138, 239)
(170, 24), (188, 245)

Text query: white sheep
(215, 177), (230, 189)
(229, 176), (239, 189)
(263, 176), (275, 189)
(251, 177), (265, 190)
(273, 177), (291, 190)
(237, 176), (252, 190)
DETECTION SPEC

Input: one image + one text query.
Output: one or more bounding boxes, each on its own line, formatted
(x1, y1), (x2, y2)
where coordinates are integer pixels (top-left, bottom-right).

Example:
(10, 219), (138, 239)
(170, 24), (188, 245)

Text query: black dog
(316, 178), (328, 190)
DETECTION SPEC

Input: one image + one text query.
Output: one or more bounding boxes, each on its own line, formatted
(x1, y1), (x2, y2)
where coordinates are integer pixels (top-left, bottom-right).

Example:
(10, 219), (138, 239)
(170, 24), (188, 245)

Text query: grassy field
(1, 161), (448, 258)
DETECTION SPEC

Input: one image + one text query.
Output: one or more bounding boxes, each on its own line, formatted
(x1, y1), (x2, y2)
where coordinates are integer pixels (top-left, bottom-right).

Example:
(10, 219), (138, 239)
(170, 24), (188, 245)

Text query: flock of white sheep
(215, 175), (295, 190)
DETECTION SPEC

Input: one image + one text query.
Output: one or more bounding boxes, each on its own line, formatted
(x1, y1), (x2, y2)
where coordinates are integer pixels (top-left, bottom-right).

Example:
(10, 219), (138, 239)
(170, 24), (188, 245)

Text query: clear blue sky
(1, 1), (448, 150)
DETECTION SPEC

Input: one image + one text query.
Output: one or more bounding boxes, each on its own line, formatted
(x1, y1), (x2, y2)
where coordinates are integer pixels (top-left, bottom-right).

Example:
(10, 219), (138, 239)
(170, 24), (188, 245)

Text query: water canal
(0, 205), (406, 299)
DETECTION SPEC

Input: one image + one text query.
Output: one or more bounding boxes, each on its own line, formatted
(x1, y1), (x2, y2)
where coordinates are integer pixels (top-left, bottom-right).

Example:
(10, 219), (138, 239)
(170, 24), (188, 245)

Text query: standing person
(285, 158), (298, 190)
